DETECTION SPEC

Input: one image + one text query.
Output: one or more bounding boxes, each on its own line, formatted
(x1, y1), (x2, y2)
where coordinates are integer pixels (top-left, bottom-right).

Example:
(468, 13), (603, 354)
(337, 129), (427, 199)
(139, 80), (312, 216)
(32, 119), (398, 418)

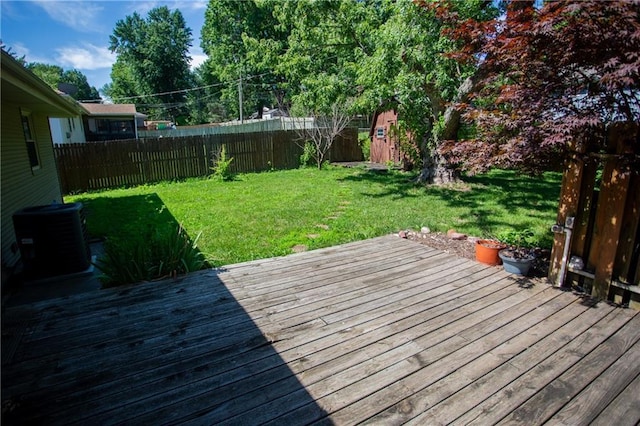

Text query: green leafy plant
(388, 122), (420, 170)
(496, 228), (536, 259)
(211, 145), (234, 181)
(95, 225), (206, 287)
(299, 141), (316, 168)
(358, 131), (371, 161)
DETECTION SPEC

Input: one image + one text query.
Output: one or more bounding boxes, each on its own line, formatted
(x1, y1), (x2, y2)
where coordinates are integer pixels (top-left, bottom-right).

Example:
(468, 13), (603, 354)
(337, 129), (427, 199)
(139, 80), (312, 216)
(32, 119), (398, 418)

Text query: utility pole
(238, 70), (243, 123)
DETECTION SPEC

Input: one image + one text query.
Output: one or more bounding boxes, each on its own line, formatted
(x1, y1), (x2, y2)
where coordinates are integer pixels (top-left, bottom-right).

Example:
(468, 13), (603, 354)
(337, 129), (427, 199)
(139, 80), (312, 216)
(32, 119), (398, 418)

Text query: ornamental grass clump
(96, 225), (206, 287)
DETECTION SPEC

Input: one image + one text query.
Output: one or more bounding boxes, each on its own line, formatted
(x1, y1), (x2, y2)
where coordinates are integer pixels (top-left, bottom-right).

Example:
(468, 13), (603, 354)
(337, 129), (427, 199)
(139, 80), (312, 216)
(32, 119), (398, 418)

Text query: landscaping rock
(421, 226), (431, 234)
(447, 229), (468, 240)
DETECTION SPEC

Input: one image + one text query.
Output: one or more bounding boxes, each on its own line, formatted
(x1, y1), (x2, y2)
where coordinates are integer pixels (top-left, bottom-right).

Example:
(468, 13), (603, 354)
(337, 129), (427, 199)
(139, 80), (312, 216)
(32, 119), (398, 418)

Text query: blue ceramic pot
(498, 249), (534, 275)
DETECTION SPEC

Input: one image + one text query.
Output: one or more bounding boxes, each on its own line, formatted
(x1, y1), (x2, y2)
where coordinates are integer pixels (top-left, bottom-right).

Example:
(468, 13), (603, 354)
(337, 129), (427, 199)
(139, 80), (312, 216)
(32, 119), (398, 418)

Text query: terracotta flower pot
(475, 239), (507, 266)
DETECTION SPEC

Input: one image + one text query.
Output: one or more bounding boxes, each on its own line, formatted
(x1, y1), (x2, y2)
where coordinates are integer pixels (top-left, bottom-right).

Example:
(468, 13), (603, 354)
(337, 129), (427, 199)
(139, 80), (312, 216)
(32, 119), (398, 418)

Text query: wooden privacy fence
(549, 122), (640, 308)
(55, 128), (361, 194)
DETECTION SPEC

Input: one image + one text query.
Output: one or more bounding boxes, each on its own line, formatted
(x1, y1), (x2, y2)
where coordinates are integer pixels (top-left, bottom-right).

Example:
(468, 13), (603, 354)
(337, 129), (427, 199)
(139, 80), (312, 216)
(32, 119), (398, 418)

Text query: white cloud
(10, 43), (32, 59)
(179, 1), (207, 12)
(189, 47), (207, 69)
(10, 43), (51, 64)
(127, 1), (207, 15)
(32, 0), (105, 33)
(55, 44), (116, 70)
(9, 42), (114, 72)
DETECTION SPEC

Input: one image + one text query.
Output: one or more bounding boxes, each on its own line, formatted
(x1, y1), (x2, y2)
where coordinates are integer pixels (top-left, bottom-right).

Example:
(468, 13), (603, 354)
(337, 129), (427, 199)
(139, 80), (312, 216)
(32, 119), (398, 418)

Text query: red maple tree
(433, 0), (640, 174)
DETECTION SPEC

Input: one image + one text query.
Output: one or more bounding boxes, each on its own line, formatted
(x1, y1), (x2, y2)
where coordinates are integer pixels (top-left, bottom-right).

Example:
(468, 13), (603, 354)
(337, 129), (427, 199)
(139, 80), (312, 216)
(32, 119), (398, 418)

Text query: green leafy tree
(357, 0), (498, 183)
(26, 62), (101, 101)
(276, 0), (494, 181)
(108, 6), (193, 119)
(61, 69), (101, 100)
(267, 0), (388, 168)
(25, 62), (64, 88)
(101, 59), (137, 102)
(201, 0), (288, 119)
(183, 62), (229, 124)
(272, 0), (386, 114)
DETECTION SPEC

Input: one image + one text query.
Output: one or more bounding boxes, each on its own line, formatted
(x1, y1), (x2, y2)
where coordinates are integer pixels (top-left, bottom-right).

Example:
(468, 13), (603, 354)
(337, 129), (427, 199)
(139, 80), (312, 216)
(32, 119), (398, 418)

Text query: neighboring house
(1, 50), (85, 285)
(81, 103), (146, 141)
(263, 108), (288, 120)
(248, 107), (288, 120)
(49, 113), (86, 144)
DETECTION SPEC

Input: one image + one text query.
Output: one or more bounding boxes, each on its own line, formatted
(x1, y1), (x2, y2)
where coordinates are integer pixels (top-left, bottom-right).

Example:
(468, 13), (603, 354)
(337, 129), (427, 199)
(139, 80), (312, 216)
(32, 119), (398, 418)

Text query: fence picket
(54, 129), (360, 194)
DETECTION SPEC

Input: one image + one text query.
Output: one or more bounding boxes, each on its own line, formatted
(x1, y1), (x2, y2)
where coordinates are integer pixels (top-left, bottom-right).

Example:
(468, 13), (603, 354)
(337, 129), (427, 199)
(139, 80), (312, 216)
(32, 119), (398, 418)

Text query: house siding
(49, 116), (86, 143)
(1, 102), (63, 270)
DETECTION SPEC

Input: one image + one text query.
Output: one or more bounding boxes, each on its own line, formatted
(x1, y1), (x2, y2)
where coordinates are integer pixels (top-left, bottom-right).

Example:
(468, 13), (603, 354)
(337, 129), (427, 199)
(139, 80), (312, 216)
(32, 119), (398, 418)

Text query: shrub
(358, 132), (371, 161)
(299, 141), (316, 168)
(211, 145), (234, 181)
(96, 225), (206, 287)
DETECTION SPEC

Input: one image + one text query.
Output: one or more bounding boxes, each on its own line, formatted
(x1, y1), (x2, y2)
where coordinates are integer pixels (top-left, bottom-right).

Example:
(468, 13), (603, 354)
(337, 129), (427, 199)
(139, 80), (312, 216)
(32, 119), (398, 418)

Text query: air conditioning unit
(13, 202), (91, 279)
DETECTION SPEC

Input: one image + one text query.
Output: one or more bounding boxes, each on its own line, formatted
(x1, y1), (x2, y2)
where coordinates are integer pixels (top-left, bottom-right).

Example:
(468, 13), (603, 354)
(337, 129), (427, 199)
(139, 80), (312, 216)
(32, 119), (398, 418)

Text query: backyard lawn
(67, 166), (562, 268)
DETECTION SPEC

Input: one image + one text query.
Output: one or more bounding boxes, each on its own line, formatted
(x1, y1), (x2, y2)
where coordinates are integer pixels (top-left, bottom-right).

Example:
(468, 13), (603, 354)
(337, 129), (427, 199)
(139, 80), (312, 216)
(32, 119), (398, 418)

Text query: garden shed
(369, 108), (402, 164)
(369, 100), (420, 170)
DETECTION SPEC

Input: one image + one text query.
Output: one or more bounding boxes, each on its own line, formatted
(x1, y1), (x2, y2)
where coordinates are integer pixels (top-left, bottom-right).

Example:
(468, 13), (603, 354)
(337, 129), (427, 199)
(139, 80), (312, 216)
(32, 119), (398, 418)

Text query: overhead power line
(84, 70), (279, 104)
(95, 82), (227, 103)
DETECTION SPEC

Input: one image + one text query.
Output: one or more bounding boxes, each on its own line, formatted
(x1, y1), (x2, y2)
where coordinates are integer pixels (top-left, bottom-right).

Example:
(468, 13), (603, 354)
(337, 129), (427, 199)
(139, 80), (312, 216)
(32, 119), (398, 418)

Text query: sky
(1, 0), (208, 93)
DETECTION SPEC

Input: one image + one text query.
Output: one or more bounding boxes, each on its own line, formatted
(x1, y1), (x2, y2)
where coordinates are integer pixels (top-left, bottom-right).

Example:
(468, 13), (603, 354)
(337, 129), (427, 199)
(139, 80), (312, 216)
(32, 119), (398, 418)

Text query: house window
(95, 119), (111, 134)
(21, 110), (40, 169)
(376, 127), (385, 139)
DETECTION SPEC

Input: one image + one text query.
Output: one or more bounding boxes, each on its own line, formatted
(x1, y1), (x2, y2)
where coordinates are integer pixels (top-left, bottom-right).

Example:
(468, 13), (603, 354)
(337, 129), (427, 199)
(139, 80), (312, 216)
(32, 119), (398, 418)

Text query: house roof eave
(1, 50), (85, 117)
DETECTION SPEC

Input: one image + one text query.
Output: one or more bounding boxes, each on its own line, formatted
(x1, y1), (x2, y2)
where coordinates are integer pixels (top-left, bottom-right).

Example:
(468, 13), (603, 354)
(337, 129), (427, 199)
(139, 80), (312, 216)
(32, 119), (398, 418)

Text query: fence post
(549, 133), (592, 286)
(588, 122), (637, 300)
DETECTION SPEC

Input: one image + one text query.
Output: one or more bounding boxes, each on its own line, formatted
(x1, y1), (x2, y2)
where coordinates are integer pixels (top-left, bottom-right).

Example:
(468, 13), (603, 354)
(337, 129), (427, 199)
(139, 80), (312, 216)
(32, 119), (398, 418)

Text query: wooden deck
(2, 235), (639, 425)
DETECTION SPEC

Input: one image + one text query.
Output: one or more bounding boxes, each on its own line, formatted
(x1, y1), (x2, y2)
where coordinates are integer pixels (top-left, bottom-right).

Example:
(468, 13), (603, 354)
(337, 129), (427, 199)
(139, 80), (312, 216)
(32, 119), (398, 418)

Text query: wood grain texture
(590, 370), (640, 426)
(2, 235), (638, 425)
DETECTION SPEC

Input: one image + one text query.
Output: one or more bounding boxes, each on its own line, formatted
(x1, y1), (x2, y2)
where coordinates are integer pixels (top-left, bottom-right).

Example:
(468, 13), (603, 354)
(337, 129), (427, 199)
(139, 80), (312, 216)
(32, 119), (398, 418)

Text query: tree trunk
(416, 151), (460, 185)
(417, 73), (480, 185)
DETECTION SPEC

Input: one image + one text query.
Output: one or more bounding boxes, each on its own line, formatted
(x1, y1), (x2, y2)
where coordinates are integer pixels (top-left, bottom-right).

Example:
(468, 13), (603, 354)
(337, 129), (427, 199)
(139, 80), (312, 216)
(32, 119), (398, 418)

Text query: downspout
(551, 216), (575, 287)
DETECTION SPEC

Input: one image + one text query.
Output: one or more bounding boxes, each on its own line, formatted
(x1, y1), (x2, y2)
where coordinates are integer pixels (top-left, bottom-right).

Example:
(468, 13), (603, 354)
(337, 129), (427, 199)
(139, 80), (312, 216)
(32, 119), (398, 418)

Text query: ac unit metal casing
(12, 202), (91, 279)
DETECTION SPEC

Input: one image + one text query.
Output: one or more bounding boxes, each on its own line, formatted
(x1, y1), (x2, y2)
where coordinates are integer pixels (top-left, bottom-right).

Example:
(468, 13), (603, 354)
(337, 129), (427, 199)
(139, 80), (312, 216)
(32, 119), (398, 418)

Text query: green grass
(67, 167), (562, 268)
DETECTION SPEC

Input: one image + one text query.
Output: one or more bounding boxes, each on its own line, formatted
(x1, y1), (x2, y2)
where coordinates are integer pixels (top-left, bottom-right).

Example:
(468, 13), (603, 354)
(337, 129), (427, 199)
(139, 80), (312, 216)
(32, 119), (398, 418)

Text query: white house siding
(49, 117), (65, 143)
(49, 116), (85, 143)
(1, 102), (63, 270)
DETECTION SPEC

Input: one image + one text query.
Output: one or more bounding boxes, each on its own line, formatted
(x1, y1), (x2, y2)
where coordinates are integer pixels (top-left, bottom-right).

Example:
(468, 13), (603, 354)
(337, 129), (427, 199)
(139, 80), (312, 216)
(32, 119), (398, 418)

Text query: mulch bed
(398, 230), (551, 279)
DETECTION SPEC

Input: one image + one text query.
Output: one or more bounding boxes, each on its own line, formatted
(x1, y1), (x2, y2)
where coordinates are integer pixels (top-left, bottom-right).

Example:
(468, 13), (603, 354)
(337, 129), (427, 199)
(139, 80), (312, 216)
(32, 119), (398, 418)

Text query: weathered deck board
(2, 234), (639, 425)
(590, 370), (640, 426)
